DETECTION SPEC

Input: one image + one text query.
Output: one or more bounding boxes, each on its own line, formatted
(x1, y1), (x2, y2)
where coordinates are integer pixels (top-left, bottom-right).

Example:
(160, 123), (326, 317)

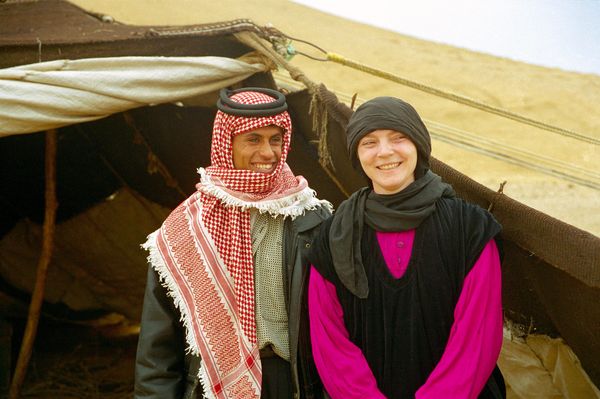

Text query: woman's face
(357, 129), (417, 195)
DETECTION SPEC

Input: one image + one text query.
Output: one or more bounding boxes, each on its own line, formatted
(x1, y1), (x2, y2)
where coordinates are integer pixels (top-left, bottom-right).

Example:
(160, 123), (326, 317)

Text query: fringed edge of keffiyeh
(141, 230), (217, 399)
(198, 359), (216, 399)
(197, 167), (333, 218)
(142, 230), (200, 356)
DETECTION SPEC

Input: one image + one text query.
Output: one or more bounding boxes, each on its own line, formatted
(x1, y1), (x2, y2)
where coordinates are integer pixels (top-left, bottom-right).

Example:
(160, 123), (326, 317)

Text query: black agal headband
(216, 87), (288, 116)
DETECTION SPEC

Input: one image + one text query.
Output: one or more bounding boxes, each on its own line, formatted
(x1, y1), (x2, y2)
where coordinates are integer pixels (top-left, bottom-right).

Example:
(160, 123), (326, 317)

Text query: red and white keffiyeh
(143, 90), (330, 399)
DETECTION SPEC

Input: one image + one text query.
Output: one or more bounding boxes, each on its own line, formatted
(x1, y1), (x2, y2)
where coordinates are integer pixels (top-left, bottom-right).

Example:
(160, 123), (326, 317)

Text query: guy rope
(324, 52), (599, 146)
(151, 21), (600, 190)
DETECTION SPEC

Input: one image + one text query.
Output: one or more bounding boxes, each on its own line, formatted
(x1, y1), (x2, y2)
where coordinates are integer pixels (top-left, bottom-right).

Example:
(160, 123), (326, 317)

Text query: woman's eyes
(360, 134), (406, 147)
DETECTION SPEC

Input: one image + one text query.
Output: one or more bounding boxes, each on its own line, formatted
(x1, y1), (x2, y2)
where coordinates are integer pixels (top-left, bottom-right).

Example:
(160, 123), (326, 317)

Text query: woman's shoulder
(437, 196), (492, 218)
(435, 196), (501, 234)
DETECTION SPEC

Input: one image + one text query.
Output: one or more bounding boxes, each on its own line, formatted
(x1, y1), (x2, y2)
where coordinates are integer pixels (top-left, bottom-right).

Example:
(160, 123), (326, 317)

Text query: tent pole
(9, 130), (58, 399)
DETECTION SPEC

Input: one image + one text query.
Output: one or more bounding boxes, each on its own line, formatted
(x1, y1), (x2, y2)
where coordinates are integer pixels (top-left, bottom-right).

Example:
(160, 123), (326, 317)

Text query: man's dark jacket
(134, 206), (331, 399)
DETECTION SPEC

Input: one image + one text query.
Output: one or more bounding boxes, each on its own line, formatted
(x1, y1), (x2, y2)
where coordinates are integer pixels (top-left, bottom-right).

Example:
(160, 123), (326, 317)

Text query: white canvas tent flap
(0, 55), (271, 136)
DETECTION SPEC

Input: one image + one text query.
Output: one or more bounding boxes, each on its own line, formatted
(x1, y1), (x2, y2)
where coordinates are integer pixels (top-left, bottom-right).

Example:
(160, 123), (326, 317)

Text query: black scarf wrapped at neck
(329, 171), (455, 298)
(329, 96), (456, 298)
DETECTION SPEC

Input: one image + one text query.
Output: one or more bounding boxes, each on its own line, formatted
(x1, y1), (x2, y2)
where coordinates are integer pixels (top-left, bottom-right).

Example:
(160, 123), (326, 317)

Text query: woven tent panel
(431, 158), (600, 288)
(0, 1), (259, 68)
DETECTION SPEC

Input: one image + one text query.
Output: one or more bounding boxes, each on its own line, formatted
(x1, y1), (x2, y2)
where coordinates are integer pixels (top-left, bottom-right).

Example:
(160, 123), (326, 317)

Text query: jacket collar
(292, 206), (331, 233)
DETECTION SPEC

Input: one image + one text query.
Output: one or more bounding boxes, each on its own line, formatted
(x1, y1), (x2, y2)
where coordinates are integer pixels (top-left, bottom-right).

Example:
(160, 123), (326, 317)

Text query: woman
(307, 97), (505, 398)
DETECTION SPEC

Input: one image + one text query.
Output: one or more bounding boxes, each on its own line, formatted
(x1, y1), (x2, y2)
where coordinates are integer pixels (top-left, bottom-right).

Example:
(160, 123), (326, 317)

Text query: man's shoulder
(290, 204), (332, 233)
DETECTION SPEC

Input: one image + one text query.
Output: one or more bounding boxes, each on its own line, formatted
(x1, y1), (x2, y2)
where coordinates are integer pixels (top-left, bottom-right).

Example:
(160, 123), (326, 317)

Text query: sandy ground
(69, 0), (600, 237)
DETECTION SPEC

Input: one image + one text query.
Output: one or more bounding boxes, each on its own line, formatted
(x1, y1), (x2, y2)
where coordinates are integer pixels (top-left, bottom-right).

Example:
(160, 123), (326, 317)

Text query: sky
(293, 0), (600, 76)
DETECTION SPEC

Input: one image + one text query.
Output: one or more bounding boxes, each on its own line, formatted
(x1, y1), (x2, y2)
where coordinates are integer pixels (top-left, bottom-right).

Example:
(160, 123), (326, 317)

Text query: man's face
(232, 125), (284, 174)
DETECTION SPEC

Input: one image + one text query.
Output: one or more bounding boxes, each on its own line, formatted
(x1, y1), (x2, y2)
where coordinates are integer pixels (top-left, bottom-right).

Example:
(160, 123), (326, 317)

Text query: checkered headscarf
(205, 90), (294, 196)
(199, 90), (299, 344)
(147, 90), (329, 399)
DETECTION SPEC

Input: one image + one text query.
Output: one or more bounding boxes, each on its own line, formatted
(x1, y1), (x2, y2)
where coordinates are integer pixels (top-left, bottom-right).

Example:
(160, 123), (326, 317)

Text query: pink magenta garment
(308, 230), (503, 399)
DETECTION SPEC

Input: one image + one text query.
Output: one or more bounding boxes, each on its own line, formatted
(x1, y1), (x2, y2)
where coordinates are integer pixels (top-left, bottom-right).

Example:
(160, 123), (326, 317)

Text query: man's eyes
(245, 136), (282, 144)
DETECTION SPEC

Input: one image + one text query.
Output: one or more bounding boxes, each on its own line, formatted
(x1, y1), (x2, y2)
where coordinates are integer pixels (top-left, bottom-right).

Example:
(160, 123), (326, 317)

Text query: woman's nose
(378, 140), (394, 156)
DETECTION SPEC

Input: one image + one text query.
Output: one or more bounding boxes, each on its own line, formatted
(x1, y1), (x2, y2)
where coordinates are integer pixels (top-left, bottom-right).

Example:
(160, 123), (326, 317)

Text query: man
(134, 87), (332, 399)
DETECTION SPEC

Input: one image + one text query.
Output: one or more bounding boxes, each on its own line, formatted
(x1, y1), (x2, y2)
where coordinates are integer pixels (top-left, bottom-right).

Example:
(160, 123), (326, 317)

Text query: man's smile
(252, 162), (277, 173)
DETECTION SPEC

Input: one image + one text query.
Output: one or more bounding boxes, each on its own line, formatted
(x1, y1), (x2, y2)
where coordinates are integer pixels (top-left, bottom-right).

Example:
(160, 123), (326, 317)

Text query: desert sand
(69, 0), (600, 236)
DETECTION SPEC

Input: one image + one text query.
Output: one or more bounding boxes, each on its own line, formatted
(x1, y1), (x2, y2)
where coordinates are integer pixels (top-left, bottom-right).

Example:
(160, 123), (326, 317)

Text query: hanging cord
(234, 31), (350, 198)
(235, 28), (333, 171)
(235, 31), (350, 196)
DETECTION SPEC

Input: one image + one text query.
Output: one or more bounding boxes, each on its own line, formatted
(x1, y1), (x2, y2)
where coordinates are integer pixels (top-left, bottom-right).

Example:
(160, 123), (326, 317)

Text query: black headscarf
(346, 96), (431, 179)
(329, 97), (455, 298)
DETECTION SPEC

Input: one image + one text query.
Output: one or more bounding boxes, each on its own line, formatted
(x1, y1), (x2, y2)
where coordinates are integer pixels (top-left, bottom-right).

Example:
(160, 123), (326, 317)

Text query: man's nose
(258, 141), (276, 158)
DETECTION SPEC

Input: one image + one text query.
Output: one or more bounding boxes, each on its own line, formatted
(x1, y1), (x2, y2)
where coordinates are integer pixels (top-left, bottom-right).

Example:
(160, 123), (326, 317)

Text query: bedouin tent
(0, 1), (598, 397)
(0, 54), (271, 136)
